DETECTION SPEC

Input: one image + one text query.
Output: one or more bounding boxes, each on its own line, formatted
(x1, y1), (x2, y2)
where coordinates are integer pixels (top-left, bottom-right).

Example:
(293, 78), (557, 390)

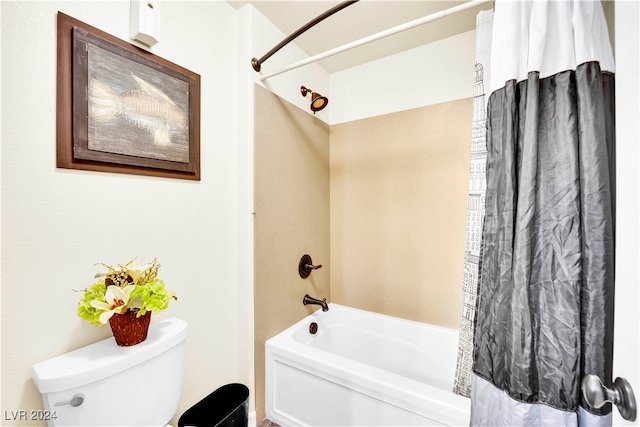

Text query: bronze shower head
(301, 86), (328, 114)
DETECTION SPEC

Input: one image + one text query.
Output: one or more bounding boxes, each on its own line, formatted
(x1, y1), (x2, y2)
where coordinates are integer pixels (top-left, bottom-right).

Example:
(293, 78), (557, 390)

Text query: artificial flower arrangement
(77, 259), (177, 346)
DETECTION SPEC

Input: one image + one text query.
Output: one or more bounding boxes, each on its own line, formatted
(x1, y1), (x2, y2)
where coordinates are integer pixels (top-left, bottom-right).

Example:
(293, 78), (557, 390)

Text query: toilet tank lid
(32, 317), (187, 393)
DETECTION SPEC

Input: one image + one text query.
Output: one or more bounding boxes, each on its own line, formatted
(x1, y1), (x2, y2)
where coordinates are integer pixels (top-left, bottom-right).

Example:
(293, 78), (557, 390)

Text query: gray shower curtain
(470, 1), (616, 425)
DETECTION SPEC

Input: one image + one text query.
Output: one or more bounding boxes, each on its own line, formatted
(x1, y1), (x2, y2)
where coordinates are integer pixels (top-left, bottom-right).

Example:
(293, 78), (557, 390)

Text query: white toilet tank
(32, 317), (187, 427)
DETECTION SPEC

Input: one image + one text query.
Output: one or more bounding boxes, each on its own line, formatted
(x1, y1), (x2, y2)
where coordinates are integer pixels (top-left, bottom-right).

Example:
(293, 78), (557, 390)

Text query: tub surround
(330, 98), (473, 328)
(253, 84), (331, 422)
(253, 84), (473, 421)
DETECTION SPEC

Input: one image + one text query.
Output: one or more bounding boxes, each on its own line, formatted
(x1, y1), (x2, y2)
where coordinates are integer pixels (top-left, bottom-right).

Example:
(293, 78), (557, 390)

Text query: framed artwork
(56, 12), (201, 180)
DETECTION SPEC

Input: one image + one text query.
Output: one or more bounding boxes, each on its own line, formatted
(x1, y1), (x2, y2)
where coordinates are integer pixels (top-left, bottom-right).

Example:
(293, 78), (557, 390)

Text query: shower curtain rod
(256, 0), (491, 81)
(251, 1), (360, 73)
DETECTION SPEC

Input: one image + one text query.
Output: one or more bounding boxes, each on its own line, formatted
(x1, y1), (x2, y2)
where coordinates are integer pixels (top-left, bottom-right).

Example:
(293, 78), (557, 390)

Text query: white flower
(125, 260), (154, 284)
(90, 285), (136, 324)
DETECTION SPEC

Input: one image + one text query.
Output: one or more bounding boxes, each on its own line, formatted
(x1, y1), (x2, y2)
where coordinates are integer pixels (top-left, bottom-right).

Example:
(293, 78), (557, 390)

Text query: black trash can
(178, 383), (250, 427)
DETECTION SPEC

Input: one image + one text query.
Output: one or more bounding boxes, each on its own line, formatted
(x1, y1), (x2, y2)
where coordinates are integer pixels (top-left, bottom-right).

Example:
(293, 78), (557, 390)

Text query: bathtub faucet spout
(303, 294), (329, 312)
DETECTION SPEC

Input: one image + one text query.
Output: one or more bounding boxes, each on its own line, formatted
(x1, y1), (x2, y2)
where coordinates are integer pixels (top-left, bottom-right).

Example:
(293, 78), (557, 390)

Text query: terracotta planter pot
(108, 311), (151, 346)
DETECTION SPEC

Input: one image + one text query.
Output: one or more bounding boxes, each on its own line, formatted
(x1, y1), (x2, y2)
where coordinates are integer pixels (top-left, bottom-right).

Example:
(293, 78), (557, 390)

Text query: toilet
(32, 317), (187, 426)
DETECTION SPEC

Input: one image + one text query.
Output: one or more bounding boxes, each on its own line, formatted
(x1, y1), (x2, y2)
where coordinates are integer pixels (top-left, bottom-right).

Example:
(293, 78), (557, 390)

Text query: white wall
(239, 6), (330, 121)
(329, 30), (476, 124)
(613, 1), (640, 425)
(1, 1), (243, 425)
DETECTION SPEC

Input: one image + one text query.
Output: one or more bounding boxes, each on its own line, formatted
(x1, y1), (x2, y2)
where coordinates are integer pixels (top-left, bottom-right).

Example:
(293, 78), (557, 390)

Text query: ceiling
(227, 1), (491, 74)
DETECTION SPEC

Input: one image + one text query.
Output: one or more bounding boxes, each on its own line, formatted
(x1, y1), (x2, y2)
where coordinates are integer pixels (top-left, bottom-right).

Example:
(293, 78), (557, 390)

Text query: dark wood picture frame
(57, 12), (201, 180)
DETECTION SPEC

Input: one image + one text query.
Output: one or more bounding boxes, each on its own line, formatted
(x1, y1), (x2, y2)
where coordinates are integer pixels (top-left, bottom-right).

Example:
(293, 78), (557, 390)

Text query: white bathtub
(265, 304), (470, 426)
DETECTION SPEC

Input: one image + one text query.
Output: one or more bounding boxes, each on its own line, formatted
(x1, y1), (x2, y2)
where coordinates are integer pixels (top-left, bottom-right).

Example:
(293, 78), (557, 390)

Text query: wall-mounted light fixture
(300, 86), (328, 114)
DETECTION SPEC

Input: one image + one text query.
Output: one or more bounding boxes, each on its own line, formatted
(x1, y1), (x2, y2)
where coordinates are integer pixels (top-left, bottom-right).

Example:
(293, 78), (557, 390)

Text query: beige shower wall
(253, 89), (471, 420)
(253, 84), (330, 421)
(330, 98), (472, 328)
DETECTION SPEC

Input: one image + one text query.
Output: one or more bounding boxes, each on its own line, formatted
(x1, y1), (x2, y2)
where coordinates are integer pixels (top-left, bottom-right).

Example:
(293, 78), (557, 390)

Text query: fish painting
(88, 73), (187, 147)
